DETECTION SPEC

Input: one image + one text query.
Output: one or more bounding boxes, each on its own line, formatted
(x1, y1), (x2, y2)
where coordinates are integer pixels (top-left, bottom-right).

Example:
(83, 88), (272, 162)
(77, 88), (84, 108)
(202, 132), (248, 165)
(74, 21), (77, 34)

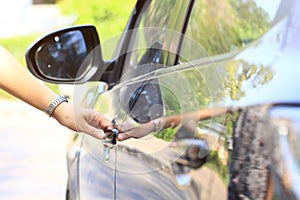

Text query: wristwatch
(45, 94), (68, 117)
(152, 118), (164, 131)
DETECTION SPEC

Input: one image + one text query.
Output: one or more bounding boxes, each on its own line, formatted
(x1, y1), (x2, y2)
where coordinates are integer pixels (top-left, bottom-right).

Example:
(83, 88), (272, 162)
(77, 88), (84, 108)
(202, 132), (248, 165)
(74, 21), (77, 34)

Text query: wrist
(45, 94), (68, 117)
(51, 101), (74, 128)
(152, 118), (165, 131)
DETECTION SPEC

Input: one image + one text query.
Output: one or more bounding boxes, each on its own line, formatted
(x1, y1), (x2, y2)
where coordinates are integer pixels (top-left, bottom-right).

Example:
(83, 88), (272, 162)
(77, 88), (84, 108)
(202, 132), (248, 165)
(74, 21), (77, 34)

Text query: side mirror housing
(26, 25), (105, 84)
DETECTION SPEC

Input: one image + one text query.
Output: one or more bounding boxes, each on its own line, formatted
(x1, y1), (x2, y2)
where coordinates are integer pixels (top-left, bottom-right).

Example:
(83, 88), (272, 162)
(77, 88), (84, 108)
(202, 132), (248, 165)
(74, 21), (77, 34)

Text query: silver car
(26, 0), (300, 199)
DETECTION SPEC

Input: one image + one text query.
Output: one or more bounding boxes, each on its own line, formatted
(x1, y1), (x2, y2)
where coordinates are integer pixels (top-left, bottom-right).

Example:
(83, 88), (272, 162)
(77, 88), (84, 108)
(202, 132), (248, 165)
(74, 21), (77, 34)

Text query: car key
(104, 118), (119, 145)
(104, 128), (119, 145)
(102, 119), (119, 161)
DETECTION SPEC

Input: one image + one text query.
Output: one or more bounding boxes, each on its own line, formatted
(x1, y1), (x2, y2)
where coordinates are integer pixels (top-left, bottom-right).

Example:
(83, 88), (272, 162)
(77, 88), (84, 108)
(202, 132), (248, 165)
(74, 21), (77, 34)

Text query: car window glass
(181, 0), (281, 61)
(121, 0), (190, 79)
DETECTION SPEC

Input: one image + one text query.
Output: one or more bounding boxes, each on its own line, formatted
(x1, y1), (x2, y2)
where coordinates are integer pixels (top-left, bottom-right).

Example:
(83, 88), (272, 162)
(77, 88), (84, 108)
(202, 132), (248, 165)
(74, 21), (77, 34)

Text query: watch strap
(45, 94), (68, 117)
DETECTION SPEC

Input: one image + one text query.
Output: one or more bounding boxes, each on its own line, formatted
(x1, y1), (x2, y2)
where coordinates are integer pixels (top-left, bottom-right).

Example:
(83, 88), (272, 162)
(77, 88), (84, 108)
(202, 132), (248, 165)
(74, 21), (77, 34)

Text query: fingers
(89, 110), (114, 130)
(118, 132), (131, 141)
(100, 117), (114, 130)
(84, 125), (107, 139)
(71, 108), (112, 139)
(78, 109), (162, 141)
(116, 122), (156, 141)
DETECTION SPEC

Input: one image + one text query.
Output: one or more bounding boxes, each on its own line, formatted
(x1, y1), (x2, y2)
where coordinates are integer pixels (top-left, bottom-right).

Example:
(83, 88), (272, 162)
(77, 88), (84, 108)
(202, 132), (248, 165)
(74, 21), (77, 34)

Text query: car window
(120, 0), (192, 81)
(181, 0), (281, 61)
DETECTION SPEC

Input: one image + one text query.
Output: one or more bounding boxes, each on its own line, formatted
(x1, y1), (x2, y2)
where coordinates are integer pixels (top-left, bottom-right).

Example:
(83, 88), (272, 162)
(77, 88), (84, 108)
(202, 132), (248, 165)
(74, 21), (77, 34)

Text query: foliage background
(0, 0), (135, 99)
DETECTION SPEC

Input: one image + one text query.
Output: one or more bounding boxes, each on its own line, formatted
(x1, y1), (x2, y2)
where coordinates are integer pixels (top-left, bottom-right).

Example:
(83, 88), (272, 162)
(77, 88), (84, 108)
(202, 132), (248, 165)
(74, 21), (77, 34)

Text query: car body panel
(25, 0), (300, 199)
(77, 5), (299, 197)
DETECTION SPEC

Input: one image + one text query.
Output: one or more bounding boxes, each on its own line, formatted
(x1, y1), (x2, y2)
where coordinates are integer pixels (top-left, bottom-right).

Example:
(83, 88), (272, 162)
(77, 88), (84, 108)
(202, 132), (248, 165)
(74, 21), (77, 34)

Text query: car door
(25, 0), (297, 199)
(76, 1), (204, 199)
(81, 0), (283, 199)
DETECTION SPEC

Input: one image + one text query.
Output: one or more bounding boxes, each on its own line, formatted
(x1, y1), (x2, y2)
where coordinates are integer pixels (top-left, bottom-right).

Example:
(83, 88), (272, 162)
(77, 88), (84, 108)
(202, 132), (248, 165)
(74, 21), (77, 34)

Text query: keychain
(103, 119), (119, 161)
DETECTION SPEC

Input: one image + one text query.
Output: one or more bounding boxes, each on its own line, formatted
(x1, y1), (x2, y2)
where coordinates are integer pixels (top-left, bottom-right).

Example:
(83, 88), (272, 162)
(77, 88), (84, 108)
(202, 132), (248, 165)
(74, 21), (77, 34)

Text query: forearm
(0, 45), (57, 112)
(0, 45), (114, 139)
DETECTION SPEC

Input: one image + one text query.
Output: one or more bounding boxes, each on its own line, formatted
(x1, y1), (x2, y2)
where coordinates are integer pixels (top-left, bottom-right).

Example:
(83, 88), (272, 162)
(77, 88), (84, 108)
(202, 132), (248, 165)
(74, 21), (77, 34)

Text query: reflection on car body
(25, 0), (300, 199)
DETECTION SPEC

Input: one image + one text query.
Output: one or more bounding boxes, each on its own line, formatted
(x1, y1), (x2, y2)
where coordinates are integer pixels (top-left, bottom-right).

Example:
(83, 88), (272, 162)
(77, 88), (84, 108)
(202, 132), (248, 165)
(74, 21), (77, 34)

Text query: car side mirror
(26, 25), (104, 84)
(119, 42), (165, 124)
(121, 80), (165, 124)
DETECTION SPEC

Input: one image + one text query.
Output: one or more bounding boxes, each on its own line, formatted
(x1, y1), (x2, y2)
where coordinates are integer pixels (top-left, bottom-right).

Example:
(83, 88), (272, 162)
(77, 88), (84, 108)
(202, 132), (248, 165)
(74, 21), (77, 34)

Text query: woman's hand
(52, 102), (114, 139)
(117, 117), (172, 141)
(117, 121), (157, 141)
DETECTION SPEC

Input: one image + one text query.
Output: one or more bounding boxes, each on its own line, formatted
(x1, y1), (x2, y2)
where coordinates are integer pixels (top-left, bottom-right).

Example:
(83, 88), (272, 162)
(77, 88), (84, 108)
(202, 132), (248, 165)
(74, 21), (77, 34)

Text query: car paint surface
(25, 0), (300, 199)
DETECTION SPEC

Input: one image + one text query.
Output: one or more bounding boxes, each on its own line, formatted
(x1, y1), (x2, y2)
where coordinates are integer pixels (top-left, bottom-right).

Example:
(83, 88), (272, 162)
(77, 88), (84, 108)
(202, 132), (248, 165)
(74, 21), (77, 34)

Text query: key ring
(104, 118), (119, 145)
(104, 128), (119, 145)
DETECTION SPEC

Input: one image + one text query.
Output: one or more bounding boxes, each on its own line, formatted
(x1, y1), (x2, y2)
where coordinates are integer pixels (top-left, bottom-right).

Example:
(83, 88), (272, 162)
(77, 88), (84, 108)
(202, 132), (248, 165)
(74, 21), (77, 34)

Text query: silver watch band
(45, 94), (68, 117)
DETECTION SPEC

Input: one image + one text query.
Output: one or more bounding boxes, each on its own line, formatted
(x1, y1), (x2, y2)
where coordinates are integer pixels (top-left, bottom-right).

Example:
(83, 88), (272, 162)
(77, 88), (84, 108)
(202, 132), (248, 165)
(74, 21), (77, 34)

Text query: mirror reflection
(35, 30), (89, 80)
(269, 105), (300, 199)
(119, 42), (165, 124)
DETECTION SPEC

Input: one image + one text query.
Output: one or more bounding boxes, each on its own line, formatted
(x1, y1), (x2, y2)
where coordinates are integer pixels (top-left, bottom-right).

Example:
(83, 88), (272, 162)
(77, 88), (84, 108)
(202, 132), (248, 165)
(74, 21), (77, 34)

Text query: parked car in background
(26, 0), (300, 199)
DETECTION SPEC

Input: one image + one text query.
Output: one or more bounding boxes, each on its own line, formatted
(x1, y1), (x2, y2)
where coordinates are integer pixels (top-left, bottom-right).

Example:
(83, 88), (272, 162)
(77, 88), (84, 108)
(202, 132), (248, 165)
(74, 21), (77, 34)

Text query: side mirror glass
(26, 25), (102, 84)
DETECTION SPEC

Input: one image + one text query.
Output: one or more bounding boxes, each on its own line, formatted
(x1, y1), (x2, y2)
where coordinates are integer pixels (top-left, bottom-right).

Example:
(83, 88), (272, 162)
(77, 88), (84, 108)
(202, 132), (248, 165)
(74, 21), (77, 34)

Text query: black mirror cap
(25, 25), (103, 84)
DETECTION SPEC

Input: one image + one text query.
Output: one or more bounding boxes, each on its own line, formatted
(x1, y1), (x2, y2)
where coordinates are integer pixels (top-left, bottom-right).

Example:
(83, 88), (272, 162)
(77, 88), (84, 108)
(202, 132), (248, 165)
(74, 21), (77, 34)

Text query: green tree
(57, 0), (136, 42)
(185, 0), (271, 58)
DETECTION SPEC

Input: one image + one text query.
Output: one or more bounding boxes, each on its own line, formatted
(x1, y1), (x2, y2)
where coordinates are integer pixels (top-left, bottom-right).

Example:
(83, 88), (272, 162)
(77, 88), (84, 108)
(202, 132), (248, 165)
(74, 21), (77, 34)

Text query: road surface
(0, 100), (70, 200)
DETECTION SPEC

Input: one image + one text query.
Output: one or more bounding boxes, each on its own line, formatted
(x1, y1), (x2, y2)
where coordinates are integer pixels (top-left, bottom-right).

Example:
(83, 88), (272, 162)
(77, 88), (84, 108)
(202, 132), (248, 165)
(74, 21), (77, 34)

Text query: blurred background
(0, 0), (135, 199)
